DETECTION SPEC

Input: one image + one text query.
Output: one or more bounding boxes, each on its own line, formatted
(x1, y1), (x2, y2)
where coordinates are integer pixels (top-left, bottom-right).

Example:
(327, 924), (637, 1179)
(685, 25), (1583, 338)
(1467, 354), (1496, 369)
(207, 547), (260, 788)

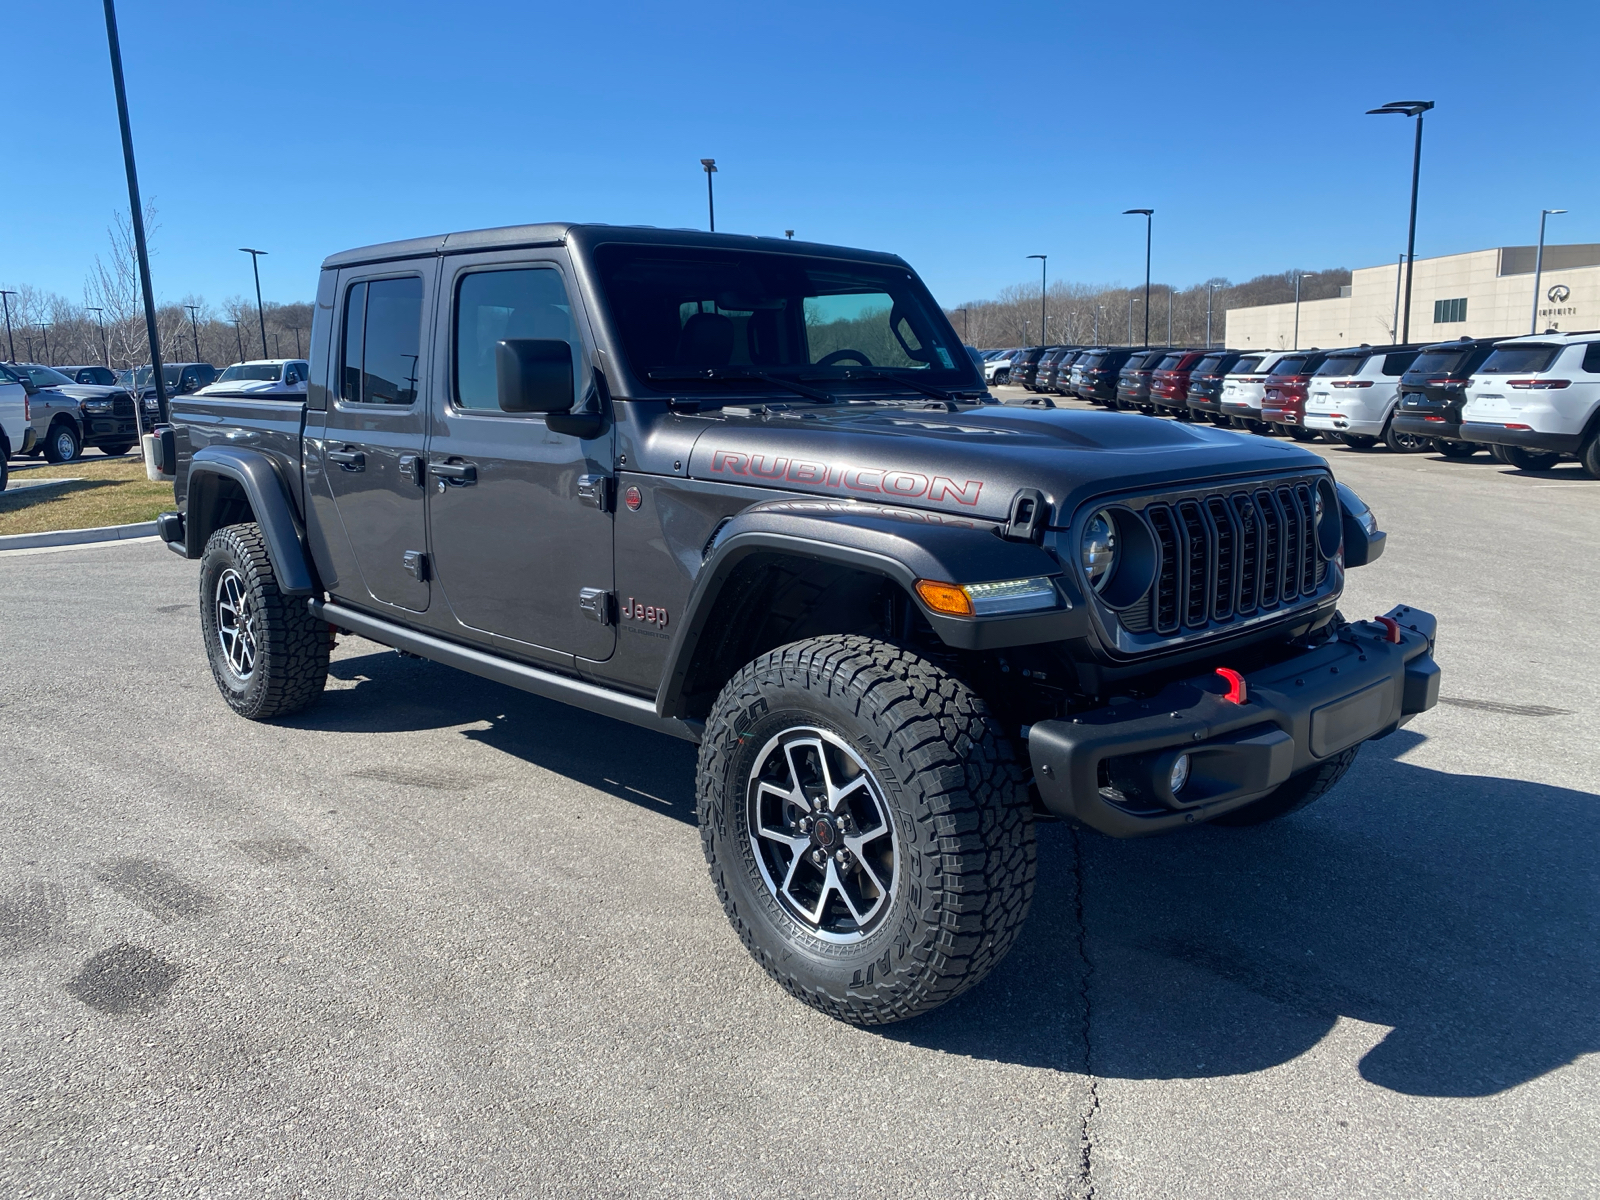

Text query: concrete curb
(0, 521), (159, 551)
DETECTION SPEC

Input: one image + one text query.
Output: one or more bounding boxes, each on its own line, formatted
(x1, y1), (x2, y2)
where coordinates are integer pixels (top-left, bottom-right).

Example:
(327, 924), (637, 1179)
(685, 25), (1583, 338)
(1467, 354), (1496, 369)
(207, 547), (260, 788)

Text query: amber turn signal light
(915, 580), (974, 617)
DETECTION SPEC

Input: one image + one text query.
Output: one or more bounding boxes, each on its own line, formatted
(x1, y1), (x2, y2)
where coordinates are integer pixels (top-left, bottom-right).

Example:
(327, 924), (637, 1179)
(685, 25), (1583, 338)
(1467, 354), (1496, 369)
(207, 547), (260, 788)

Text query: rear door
(423, 251), (615, 663)
(318, 264), (435, 613)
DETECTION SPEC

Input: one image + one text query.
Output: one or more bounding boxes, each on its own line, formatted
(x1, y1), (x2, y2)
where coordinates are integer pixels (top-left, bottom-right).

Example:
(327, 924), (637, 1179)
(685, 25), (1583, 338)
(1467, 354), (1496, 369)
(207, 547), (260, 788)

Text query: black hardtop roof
(1414, 335), (1508, 351)
(321, 223), (911, 271)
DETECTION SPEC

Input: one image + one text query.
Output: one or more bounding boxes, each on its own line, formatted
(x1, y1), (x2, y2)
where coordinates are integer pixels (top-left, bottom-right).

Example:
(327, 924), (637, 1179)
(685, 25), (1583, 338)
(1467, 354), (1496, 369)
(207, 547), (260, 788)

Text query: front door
(319, 265), (434, 613)
(424, 254), (615, 662)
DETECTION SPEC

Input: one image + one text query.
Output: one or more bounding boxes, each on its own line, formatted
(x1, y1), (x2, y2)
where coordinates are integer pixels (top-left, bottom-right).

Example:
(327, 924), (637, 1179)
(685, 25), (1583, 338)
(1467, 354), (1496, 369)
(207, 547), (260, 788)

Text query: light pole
(1127, 297), (1141, 346)
(1096, 305), (1105, 345)
(1366, 100), (1434, 342)
(955, 307), (969, 342)
(1293, 273), (1316, 351)
(232, 317), (243, 363)
(1205, 284), (1215, 347)
(239, 248), (268, 358)
(0, 290), (16, 361)
(1027, 255), (1047, 345)
(37, 323), (52, 364)
(87, 307), (107, 365)
(1530, 208), (1568, 334)
(1123, 209), (1153, 346)
(184, 304), (202, 361)
(784, 230), (794, 240)
(1391, 253), (1404, 340)
(700, 159), (717, 232)
(103, 0), (166, 429)
(289, 325), (302, 357)
(1166, 290), (1173, 347)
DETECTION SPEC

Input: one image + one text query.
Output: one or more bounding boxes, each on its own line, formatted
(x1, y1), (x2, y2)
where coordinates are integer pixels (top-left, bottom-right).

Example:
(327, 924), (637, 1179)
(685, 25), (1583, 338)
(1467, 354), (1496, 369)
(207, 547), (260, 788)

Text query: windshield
(17, 365), (76, 387)
(592, 245), (970, 394)
(218, 363), (286, 382)
(1406, 350), (1466, 377)
(1314, 353), (1369, 377)
(1478, 344), (1561, 374)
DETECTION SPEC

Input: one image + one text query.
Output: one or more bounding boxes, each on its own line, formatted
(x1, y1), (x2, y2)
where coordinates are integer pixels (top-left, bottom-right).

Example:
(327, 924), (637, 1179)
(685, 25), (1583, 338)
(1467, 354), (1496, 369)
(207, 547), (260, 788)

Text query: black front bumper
(1027, 605), (1440, 836)
(1460, 424), (1582, 454)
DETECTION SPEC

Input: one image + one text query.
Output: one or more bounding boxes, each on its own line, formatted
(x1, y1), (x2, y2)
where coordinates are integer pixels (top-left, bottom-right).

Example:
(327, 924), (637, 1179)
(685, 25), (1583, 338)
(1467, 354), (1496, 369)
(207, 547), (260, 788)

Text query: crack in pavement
(1072, 826), (1099, 1200)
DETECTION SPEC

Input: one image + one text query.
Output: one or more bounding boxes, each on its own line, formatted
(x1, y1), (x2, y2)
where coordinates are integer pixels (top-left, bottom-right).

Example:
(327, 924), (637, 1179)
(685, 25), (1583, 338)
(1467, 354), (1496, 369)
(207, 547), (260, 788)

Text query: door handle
(428, 461), (477, 485)
(327, 449), (365, 471)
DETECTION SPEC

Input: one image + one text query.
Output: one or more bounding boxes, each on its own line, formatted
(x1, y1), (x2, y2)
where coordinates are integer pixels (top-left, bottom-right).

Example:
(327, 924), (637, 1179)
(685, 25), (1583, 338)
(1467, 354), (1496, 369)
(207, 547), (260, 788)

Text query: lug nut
(834, 849), (852, 867)
(811, 849), (827, 866)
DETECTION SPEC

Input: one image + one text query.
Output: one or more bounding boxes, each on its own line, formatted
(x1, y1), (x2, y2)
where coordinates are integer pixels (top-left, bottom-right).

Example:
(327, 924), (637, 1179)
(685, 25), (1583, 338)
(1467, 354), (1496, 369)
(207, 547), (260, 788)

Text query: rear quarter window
(1582, 344), (1600, 373)
(1382, 351), (1419, 375)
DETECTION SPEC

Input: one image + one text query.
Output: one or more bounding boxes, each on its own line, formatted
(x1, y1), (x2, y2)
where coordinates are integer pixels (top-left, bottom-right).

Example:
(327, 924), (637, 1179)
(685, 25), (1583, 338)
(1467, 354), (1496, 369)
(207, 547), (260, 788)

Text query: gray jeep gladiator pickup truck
(154, 223), (1440, 1025)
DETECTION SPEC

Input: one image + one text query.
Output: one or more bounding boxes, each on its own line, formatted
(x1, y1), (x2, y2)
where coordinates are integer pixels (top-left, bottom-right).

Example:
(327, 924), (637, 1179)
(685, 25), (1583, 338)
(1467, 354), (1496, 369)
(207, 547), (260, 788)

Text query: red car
(1147, 349), (1212, 418)
(1260, 349), (1331, 442)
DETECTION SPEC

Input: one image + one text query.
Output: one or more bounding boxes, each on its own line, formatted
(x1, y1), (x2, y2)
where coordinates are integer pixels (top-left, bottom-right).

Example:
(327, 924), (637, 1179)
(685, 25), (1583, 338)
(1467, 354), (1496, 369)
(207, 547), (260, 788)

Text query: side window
(341, 276), (423, 404)
(454, 267), (578, 412)
(1582, 344), (1600, 374)
(1382, 351), (1418, 375)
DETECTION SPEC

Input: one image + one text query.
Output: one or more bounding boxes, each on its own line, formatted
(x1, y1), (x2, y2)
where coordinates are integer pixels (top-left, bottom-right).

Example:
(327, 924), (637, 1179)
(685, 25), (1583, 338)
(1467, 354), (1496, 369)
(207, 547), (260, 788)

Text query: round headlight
(1080, 509), (1118, 591)
(1169, 753), (1191, 795)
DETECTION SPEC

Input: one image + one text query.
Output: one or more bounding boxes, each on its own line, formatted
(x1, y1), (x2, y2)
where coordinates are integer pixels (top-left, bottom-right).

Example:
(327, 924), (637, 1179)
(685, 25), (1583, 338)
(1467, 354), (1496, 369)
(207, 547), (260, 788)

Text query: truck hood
(685, 404), (1327, 526)
(44, 384), (126, 402)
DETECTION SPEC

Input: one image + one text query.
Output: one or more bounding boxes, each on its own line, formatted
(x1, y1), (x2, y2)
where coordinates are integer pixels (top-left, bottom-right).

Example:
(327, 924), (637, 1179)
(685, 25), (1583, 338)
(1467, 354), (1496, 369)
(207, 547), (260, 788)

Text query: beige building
(1224, 243), (1600, 350)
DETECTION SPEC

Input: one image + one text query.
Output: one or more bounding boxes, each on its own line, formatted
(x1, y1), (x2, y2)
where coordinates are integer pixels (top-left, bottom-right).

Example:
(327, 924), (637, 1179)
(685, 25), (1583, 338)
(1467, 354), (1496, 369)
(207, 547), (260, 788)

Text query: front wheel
(1210, 745), (1360, 826)
(697, 635), (1036, 1025)
(1383, 421), (1430, 453)
(199, 523), (329, 720)
(98, 441), (135, 457)
(1581, 435), (1600, 480)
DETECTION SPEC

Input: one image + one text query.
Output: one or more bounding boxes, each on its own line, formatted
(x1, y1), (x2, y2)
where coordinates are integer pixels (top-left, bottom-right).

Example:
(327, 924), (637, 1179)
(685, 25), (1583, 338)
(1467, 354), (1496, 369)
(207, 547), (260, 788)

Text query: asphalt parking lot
(2, 399), (1596, 1199)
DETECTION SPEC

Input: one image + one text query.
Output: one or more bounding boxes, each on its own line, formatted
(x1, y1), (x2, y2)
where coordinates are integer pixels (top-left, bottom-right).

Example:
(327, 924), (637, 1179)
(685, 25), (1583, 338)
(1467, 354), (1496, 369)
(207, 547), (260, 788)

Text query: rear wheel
(1498, 445), (1561, 472)
(1432, 439), (1478, 458)
(1337, 433), (1378, 450)
(1383, 420), (1430, 453)
(1286, 427), (1321, 442)
(1210, 745), (1360, 826)
(43, 421), (80, 464)
(199, 523), (329, 720)
(1581, 435), (1600, 479)
(697, 635), (1036, 1025)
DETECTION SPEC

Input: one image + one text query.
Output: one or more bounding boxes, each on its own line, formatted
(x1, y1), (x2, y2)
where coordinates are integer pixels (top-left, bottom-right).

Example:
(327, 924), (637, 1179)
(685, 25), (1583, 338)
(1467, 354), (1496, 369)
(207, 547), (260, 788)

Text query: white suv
(984, 350), (1019, 385)
(1303, 345), (1424, 452)
(1219, 349), (1292, 432)
(1461, 333), (1600, 476)
(0, 364), (34, 490)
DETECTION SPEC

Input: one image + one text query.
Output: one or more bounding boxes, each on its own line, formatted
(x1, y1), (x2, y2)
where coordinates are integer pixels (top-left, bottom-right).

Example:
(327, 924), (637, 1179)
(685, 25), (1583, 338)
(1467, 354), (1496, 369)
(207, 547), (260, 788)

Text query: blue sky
(4, 0), (1596, 310)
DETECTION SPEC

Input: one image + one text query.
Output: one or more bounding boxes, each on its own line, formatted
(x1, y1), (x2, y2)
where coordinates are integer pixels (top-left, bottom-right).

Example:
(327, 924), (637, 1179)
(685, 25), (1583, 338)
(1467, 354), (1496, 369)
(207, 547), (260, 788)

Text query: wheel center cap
(813, 816), (837, 848)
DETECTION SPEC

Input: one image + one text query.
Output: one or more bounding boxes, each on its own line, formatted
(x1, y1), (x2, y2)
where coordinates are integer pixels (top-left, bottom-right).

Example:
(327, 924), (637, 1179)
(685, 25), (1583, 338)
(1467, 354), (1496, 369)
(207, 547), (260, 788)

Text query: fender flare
(654, 499), (1083, 719)
(185, 446), (319, 595)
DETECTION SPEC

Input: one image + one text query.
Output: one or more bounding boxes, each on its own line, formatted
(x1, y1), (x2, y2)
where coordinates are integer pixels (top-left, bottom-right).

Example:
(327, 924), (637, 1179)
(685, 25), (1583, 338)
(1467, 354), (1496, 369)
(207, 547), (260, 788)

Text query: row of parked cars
(980, 334), (1600, 477)
(0, 358), (309, 484)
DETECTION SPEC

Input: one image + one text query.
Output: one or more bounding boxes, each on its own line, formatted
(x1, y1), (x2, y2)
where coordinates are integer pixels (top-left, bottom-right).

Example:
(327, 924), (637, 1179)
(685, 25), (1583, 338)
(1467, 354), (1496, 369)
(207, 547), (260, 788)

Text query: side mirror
(282, 372), (299, 387)
(19, 378), (38, 396)
(496, 339), (574, 413)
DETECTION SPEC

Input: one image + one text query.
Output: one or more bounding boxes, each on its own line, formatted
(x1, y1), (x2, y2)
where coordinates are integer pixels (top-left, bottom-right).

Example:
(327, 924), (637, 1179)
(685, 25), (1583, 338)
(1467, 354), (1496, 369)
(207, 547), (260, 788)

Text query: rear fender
(655, 498), (1085, 719)
(185, 446), (318, 595)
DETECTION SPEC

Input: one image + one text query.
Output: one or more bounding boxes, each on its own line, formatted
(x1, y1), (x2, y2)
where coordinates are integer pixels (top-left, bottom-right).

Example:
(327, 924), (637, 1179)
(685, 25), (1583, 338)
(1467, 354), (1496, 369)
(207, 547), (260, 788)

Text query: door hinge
(578, 587), (615, 625)
(577, 473), (613, 512)
(403, 550), (430, 582)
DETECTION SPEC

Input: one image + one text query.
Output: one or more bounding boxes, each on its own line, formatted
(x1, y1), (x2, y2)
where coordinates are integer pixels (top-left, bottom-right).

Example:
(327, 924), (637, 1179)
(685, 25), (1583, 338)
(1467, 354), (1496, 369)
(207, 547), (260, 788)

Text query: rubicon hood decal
(686, 406), (1326, 526)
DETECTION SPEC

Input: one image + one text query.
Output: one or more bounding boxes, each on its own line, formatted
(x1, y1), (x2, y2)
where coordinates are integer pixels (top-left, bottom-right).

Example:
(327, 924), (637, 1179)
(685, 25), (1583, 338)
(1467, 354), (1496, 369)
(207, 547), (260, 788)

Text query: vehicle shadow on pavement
(300, 646), (701, 823)
(301, 652), (1596, 1097)
(886, 729), (1599, 1099)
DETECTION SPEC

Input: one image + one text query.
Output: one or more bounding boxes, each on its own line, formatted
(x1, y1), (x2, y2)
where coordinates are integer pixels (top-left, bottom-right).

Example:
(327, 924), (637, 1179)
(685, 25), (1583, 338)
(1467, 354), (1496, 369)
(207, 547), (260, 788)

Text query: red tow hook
(1215, 668), (1247, 704)
(1374, 616), (1402, 644)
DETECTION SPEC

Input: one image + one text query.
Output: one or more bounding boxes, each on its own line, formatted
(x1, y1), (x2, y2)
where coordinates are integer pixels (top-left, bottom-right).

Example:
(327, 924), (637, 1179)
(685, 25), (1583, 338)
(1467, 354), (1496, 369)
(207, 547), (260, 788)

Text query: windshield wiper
(647, 367), (836, 404)
(830, 369), (960, 403)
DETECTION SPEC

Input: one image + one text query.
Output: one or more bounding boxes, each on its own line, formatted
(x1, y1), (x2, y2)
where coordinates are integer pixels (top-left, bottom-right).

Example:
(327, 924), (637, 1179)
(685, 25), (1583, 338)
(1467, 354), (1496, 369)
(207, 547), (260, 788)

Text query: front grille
(112, 394), (135, 418)
(1117, 479), (1330, 640)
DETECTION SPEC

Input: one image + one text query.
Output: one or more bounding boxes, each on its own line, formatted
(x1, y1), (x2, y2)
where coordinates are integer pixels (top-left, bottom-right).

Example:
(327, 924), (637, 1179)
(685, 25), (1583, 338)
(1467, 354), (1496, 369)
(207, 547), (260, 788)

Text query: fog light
(1169, 753), (1191, 795)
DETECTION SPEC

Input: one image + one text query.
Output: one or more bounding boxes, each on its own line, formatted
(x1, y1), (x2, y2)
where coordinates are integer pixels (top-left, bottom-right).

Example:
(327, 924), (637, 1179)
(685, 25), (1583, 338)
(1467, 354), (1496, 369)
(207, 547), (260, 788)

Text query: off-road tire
(199, 523), (328, 720)
(43, 420), (80, 464)
(1210, 745), (1361, 826)
(1497, 445), (1561, 472)
(0, 447), (8, 492)
(1432, 439), (1478, 459)
(697, 635), (1036, 1025)
(99, 441), (135, 457)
